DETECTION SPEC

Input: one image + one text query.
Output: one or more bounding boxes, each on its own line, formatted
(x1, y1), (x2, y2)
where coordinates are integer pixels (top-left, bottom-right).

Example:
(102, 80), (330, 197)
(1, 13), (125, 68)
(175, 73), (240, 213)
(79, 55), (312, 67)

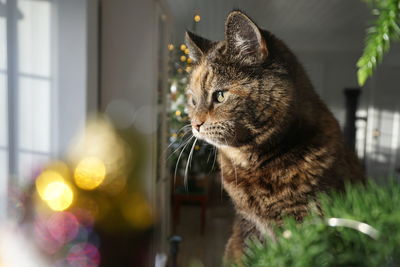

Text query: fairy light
(184, 48), (190, 55)
(187, 57), (193, 64)
(167, 44), (174, 51)
(42, 181), (74, 211)
(36, 169), (74, 211)
(194, 14), (201, 22)
(180, 55), (187, 62)
(180, 44), (186, 51)
(74, 157), (106, 190)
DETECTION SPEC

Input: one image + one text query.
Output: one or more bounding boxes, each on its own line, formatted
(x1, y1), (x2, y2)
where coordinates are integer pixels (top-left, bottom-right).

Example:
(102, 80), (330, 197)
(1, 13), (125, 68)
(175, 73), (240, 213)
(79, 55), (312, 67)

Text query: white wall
(297, 48), (400, 179)
(55, 0), (98, 156)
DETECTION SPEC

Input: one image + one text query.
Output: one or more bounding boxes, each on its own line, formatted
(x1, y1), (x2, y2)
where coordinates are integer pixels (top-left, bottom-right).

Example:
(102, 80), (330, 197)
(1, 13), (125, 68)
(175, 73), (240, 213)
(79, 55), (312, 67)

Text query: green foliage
(357, 0), (400, 86)
(243, 180), (400, 267)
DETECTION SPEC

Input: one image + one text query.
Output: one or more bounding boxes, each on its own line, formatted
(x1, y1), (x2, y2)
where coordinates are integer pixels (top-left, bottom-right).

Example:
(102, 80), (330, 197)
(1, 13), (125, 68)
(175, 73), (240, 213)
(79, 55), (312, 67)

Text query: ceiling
(166, 0), (372, 52)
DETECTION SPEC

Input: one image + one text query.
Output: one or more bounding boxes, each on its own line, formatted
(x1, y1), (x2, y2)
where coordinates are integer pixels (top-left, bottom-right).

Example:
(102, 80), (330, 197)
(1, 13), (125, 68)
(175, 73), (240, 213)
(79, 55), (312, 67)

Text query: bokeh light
(36, 170), (65, 199)
(180, 44), (186, 51)
(74, 157), (106, 190)
(35, 218), (63, 254)
(36, 170), (74, 211)
(67, 243), (100, 267)
(121, 194), (153, 230)
(194, 14), (201, 22)
(47, 212), (80, 244)
(43, 181), (74, 211)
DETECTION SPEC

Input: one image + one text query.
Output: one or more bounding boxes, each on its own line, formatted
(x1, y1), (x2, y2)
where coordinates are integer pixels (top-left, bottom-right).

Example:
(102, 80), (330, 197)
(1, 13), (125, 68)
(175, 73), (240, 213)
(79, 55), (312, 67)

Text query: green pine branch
(242, 179), (400, 267)
(357, 0), (400, 86)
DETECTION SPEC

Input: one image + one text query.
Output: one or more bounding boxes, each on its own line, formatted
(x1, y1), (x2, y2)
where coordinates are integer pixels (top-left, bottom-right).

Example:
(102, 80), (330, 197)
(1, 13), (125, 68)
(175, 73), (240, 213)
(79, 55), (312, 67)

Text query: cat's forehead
(189, 61), (213, 94)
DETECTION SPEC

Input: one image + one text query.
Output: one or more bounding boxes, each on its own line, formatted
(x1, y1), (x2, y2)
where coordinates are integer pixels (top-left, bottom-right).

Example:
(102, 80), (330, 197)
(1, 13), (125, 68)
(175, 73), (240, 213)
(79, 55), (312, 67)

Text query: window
(1, 0), (54, 219)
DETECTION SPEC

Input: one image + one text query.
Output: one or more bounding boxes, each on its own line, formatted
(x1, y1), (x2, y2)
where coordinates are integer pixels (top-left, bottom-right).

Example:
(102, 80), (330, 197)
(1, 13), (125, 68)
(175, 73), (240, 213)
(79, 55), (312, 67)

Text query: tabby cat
(184, 10), (364, 264)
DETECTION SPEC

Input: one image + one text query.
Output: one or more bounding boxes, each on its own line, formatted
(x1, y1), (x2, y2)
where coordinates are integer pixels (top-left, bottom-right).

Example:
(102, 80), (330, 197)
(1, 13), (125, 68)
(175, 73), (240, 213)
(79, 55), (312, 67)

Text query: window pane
(17, 0), (51, 77)
(18, 76), (51, 153)
(18, 151), (48, 184)
(0, 72), (7, 149)
(0, 1), (6, 71)
(0, 149), (8, 220)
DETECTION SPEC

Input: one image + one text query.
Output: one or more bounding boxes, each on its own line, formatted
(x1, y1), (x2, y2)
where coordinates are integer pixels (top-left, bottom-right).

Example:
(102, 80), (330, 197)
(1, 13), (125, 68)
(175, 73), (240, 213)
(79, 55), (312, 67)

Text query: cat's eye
(213, 91), (225, 103)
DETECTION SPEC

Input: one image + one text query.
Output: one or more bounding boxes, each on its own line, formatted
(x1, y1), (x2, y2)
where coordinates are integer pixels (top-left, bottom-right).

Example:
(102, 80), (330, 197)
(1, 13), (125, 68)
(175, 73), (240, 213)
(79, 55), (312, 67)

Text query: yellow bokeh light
(194, 14), (201, 22)
(74, 157), (106, 190)
(36, 170), (65, 200)
(167, 44), (174, 51)
(175, 110), (181, 116)
(185, 66), (192, 72)
(180, 44), (186, 51)
(180, 55), (187, 62)
(187, 57), (193, 64)
(43, 181), (74, 211)
(121, 194), (153, 230)
(177, 68), (183, 73)
(184, 48), (190, 55)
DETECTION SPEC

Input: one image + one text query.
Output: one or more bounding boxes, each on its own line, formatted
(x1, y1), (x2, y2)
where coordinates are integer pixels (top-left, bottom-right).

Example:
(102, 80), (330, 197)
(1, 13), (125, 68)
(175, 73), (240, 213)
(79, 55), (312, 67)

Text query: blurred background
(0, 0), (399, 266)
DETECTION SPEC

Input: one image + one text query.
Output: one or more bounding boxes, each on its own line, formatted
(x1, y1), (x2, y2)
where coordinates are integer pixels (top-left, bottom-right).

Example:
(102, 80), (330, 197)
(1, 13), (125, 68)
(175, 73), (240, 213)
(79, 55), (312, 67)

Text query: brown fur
(185, 10), (364, 265)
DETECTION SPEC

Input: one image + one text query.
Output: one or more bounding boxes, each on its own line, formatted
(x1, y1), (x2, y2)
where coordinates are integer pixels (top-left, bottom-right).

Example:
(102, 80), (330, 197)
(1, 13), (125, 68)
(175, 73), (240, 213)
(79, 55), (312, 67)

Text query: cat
(184, 10), (364, 264)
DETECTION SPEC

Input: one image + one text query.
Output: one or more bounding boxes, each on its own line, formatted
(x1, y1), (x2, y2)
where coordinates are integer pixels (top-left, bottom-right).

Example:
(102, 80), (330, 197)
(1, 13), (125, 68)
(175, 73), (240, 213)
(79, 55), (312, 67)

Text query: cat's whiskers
(184, 137), (198, 189)
(174, 135), (195, 186)
(167, 131), (193, 160)
(166, 124), (191, 151)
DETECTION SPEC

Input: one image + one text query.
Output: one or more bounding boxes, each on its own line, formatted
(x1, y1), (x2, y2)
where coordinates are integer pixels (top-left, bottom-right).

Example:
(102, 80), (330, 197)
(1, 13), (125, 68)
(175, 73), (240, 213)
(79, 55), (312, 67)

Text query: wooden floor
(173, 179), (235, 267)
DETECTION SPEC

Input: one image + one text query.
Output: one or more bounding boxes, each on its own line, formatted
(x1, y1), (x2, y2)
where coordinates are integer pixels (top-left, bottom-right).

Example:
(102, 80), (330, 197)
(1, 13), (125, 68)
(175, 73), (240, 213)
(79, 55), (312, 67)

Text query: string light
(180, 55), (187, 62)
(43, 181), (74, 211)
(194, 14), (201, 22)
(167, 44), (174, 51)
(180, 44), (186, 51)
(36, 169), (74, 211)
(74, 157), (106, 190)
(184, 48), (190, 55)
(187, 58), (193, 64)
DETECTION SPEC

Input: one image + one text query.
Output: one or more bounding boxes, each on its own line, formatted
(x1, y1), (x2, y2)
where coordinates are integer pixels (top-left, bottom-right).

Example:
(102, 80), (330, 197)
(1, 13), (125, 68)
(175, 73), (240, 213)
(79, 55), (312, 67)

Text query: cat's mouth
(192, 128), (227, 148)
(192, 121), (252, 148)
(191, 123), (235, 148)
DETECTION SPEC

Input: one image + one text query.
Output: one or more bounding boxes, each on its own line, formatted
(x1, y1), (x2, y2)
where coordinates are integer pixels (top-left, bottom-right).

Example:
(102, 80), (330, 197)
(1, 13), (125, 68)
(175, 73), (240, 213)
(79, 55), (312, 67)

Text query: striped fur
(185, 11), (364, 264)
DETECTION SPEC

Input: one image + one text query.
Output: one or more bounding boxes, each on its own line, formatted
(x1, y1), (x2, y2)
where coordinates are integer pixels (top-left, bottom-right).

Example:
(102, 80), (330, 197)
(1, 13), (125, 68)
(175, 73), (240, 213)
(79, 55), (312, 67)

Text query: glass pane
(0, 0), (7, 148)
(0, 71), (7, 148)
(18, 76), (51, 153)
(17, 151), (48, 184)
(17, 0), (51, 77)
(0, 0), (6, 71)
(0, 149), (7, 220)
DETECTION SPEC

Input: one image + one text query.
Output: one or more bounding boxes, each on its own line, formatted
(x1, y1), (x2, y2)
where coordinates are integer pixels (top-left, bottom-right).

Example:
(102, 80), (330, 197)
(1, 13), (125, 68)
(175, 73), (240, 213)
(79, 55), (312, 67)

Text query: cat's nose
(192, 120), (204, 132)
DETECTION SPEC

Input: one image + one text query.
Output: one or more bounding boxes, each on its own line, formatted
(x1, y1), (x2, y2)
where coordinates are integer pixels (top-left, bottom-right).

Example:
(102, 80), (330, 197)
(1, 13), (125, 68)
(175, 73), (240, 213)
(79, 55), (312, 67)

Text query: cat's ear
(225, 11), (268, 63)
(185, 31), (213, 62)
